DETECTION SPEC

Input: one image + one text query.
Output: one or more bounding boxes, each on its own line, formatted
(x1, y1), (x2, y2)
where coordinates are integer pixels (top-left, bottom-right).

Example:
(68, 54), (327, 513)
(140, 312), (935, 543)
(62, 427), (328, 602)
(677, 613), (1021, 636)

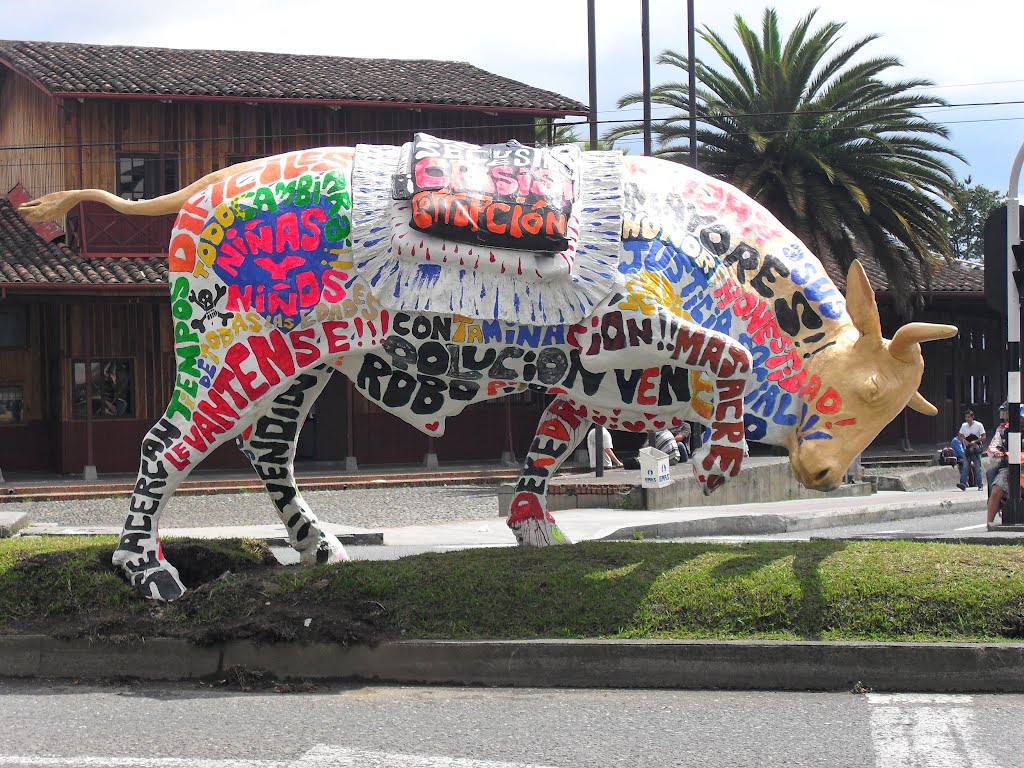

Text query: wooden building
(0, 39), (587, 476)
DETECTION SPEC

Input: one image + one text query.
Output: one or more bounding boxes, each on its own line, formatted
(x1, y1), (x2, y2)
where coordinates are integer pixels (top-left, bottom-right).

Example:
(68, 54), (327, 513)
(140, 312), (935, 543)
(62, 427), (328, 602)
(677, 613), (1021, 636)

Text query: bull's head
(788, 260), (957, 491)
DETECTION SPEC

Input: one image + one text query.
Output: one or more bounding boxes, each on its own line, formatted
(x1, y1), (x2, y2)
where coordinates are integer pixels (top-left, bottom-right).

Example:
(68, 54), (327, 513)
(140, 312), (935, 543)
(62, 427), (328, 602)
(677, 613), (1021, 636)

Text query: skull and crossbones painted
(189, 284), (231, 333)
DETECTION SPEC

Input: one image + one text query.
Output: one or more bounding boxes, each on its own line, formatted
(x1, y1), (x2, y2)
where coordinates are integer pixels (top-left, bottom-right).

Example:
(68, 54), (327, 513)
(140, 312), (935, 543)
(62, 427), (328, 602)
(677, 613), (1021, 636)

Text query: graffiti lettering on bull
(214, 202), (350, 327)
(18, 142), (957, 602)
(409, 133), (575, 252)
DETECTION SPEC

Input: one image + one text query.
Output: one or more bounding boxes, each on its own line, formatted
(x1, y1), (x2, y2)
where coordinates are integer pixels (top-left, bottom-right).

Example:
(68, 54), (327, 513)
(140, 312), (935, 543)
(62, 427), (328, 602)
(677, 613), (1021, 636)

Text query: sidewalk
(3, 483), (1011, 549)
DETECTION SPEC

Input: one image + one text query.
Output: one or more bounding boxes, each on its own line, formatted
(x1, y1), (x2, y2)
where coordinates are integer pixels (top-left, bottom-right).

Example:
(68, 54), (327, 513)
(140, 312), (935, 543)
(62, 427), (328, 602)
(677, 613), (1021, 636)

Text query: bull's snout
(791, 451), (846, 492)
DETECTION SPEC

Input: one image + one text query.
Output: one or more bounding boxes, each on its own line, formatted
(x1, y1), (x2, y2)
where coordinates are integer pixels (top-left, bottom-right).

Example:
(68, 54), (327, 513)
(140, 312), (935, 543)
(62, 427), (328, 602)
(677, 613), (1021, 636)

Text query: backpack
(939, 447), (959, 467)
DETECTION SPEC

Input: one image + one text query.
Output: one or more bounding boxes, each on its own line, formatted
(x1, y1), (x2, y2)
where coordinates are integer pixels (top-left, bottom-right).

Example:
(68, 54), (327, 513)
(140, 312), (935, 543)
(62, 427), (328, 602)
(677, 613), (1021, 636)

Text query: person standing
(986, 412), (1011, 527)
(957, 409), (986, 491)
(587, 425), (623, 471)
(987, 402), (1010, 494)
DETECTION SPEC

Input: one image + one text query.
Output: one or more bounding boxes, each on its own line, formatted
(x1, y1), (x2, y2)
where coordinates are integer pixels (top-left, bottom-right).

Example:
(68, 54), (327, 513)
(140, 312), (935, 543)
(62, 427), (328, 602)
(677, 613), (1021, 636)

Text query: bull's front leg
(683, 327), (755, 495)
(507, 397), (590, 547)
(237, 364), (349, 566)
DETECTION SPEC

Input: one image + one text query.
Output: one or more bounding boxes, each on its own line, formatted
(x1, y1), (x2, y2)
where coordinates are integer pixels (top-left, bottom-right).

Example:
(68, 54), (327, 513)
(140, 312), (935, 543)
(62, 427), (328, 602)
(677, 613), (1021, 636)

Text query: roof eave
(0, 281), (167, 295)
(52, 90), (590, 117)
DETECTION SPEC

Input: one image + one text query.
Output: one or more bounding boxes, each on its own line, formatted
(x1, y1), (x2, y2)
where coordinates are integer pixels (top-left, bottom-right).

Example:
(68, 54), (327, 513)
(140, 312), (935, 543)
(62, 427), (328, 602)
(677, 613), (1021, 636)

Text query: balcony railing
(66, 201), (176, 258)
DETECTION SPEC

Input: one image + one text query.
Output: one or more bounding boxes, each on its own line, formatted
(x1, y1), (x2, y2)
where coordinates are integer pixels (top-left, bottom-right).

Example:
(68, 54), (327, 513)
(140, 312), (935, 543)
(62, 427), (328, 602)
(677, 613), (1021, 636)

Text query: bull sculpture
(20, 134), (956, 601)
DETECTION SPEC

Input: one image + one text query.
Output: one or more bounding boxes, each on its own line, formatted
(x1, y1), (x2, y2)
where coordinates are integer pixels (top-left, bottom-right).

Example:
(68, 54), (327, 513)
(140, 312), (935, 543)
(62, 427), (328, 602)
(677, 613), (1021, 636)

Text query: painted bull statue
(20, 133), (956, 601)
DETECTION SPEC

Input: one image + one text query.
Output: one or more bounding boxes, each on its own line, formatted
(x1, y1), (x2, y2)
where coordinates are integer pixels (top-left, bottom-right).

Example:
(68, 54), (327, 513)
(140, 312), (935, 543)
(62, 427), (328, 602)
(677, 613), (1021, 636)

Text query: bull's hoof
(299, 532), (350, 565)
(509, 518), (572, 547)
(112, 549), (186, 602)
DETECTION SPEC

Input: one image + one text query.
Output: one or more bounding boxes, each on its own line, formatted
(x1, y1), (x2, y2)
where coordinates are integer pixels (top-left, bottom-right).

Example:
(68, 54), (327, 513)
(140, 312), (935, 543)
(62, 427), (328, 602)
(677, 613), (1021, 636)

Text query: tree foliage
(606, 7), (963, 312)
(948, 178), (1004, 261)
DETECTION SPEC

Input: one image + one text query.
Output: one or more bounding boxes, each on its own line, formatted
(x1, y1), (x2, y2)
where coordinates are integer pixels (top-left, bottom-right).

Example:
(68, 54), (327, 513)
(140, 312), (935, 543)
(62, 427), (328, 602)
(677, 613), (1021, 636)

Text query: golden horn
(907, 391), (938, 416)
(889, 322), (958, 362)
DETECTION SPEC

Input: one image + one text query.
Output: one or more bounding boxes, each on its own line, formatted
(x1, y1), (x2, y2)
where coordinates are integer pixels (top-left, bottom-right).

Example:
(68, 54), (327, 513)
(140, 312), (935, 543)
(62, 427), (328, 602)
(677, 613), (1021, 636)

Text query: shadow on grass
(703, 540), (850, 639)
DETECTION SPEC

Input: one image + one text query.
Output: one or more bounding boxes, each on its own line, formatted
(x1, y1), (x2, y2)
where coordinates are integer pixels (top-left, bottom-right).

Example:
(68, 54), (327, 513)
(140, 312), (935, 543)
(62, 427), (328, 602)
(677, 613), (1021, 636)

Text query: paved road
(0, 680), (1021, 767)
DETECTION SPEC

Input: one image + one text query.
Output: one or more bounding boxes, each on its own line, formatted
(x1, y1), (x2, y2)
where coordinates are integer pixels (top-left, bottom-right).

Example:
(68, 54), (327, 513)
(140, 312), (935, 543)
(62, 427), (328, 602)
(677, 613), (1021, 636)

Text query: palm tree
(535, 120), (584, 146)
(606, 8), (962, 312)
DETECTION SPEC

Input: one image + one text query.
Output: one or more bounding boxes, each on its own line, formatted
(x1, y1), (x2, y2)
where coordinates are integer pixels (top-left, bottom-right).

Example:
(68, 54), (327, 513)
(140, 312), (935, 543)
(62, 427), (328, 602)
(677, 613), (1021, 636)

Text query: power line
(0, 96), (1020, 159)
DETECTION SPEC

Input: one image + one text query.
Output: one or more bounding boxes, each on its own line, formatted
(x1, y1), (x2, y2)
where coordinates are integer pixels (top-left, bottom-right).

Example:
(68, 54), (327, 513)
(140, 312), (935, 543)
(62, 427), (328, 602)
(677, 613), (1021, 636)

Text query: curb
(600, 496), (988, 540)
(0, 511), (29, 538)
(2, 636), (1023, 692)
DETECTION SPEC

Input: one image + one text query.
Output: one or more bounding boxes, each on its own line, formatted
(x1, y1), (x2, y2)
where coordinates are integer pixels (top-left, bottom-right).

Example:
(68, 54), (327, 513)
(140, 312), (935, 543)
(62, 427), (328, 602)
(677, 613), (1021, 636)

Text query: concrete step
(861, 456), (936, 469)
(497, 458), (874, 514)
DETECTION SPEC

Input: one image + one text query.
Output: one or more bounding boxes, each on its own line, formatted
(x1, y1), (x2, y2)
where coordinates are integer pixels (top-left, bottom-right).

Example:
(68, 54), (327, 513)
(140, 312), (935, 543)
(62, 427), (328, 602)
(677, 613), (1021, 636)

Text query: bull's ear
(845, 259), (882, 342)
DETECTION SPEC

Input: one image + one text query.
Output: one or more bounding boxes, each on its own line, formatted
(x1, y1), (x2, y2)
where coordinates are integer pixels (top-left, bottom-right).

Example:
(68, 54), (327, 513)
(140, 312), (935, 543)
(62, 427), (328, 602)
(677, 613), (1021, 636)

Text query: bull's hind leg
(507, 397), (590, 547)
(237, 365), (349, 565)
(112, 415), (209, 601)
(114, 391), (264, 600)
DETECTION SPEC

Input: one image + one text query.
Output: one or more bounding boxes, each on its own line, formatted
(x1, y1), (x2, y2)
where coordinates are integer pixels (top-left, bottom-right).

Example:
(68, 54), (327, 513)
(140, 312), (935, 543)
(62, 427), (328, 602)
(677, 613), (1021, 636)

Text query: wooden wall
(72, 100), (539, 193)
(0, 302), (54, 472)
(0, 71), (68, 200)
(0, 302), (45, 421)
(58, 300), (174, 422)
(873, 297), (1005, 450)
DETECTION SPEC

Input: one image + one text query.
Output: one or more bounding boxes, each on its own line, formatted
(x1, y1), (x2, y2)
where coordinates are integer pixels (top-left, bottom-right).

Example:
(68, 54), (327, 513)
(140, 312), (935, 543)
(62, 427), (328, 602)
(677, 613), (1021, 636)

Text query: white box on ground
(638, 446), (671, 488)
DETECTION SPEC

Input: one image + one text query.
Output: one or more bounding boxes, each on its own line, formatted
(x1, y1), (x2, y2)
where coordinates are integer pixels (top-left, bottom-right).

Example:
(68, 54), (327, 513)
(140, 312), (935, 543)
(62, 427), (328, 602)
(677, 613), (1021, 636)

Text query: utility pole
(587, 0), (598, 151)
(589, 0), (603, 476)
(687, 0), (697, 169)
(641, 0), (652, 156)
(1005, 140), (1024, 524)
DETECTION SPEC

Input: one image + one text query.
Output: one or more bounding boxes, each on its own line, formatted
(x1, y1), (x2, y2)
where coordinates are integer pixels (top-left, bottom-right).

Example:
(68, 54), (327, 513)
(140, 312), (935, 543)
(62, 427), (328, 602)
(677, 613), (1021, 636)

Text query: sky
(5, 0), (1024, 194)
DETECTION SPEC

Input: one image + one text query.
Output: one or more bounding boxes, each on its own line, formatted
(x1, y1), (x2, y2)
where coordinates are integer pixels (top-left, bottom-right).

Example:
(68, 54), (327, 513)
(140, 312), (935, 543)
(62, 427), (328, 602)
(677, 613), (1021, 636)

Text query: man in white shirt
(587, 425), (623, 470)
(957, 409), (986, 491)
(958, 409), (986, 442)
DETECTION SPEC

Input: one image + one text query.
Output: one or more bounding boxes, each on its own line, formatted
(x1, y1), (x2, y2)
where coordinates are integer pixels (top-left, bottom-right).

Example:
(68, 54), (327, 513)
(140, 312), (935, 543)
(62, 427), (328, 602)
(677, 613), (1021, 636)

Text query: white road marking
(867, 693), (1001, 767)
(0, 747), (557, 768)
(302, 746), (558, 767)
(0, 759), (286, 768)
(956, 523), (989, 531)
(867, 694), (972, 705)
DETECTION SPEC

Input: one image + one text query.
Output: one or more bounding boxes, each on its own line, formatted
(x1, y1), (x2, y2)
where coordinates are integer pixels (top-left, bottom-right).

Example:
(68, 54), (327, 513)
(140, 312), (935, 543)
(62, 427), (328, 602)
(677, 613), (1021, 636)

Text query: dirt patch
(6, 540), (393, 648)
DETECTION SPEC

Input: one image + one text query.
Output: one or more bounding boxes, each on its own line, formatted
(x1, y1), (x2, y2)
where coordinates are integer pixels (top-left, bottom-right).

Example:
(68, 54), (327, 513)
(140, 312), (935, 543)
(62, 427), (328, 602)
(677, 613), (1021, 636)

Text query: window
(72, 359), (134, 419)
(117, 154), (179, 200)
(0, 385), (23, 424)
(0, 308), (27, 348)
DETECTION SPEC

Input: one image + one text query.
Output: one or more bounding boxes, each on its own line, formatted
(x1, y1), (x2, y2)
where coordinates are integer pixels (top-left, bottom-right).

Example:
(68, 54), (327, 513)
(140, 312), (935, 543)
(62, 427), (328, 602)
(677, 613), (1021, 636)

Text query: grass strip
(1, 536), (1023, 643)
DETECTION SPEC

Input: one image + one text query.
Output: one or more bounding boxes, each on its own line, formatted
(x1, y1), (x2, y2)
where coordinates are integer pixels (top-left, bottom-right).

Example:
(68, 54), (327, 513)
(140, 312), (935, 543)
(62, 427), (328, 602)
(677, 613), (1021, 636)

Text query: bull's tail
(18, 187), (191, 222)
(18, 158), (264, 223)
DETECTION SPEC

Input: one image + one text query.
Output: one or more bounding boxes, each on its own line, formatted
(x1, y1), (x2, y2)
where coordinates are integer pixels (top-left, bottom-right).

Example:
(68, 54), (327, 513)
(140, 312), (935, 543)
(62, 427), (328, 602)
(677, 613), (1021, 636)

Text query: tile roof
(0, 39), (587, 114)
(0, 197), (166, 289)
(819, 250), (984, 294)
